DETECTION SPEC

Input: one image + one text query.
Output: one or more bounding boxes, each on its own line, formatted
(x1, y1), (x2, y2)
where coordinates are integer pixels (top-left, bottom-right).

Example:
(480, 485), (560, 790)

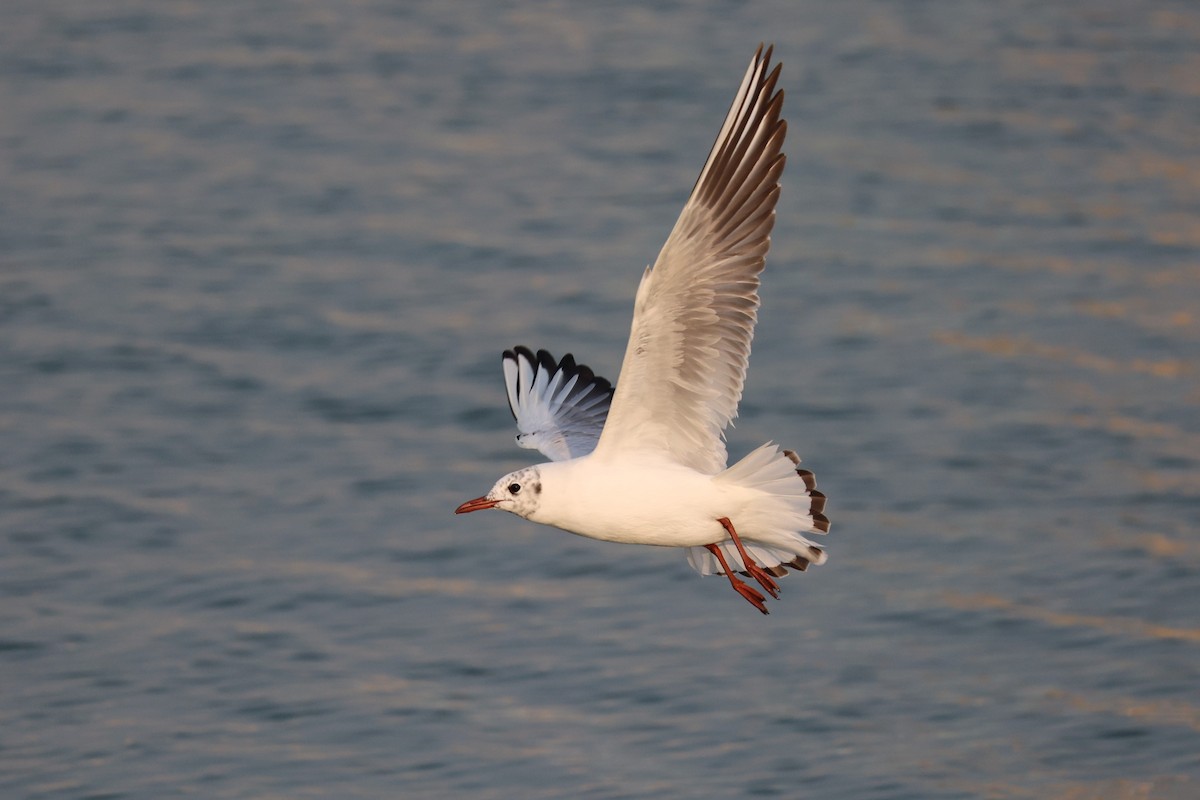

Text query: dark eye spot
(508, 483), (521, 495)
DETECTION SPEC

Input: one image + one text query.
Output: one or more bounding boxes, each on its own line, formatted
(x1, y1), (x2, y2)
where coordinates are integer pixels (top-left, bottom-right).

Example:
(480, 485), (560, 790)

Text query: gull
(456, 45), (830, 614)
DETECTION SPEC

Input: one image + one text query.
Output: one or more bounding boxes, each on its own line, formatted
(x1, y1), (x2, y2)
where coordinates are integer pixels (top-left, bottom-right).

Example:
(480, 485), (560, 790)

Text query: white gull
(456, 44), (830, 614)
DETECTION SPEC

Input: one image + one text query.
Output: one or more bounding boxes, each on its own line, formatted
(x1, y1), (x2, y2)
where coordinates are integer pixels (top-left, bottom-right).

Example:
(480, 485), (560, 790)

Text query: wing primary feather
(500, 346), (615, 461)
(502, 349), (521, 420)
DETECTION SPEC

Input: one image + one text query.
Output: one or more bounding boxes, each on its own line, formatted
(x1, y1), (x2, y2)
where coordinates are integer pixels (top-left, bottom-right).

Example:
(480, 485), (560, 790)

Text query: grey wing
(502, 346), (614, 461)
(593, 44), (787, 474)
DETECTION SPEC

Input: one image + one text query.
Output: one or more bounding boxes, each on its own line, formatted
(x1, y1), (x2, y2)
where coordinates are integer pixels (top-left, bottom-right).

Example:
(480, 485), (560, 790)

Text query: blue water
(3, 1), (1198, 798)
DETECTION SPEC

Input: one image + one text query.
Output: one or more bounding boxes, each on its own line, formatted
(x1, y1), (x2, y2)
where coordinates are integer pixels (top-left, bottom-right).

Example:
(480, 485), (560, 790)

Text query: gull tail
(687, 443), (829, 578)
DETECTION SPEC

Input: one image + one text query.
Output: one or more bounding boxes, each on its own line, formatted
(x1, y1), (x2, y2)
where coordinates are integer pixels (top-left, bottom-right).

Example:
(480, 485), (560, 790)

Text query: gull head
(455, 466), (543, 520)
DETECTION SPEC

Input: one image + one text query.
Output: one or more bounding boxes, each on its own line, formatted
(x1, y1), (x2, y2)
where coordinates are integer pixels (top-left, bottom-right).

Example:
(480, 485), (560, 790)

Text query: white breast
(529, 455), (748, 548)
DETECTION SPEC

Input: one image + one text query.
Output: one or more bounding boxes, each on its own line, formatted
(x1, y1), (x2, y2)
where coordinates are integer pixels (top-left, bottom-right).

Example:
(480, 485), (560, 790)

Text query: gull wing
(502, 346), (614, 462)
(592, 45), (786, 474)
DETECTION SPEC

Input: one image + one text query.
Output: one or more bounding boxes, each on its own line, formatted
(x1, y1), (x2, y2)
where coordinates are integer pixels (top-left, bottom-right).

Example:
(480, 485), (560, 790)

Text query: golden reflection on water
(941, 591), (1200, 644)
(934, 331), (1194, 380)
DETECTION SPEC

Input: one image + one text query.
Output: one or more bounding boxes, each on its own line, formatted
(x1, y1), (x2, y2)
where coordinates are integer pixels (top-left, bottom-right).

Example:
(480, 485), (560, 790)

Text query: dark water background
(3, 1), (1198, 798)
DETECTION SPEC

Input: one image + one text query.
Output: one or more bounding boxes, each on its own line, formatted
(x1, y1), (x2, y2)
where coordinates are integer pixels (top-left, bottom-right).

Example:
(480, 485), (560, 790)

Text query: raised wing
(593, 45), (786, 474)
(503, 346), (614, 462)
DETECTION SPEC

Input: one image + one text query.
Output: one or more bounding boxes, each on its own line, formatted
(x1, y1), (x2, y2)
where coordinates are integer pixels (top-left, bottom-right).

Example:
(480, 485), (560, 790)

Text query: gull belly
(529, 455), (749, 548)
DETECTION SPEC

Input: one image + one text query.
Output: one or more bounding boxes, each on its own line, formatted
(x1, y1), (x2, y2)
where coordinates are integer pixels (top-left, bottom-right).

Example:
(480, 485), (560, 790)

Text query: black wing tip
(694, 43), (786, 212)
(502, 346), (563, 374)
(502, 346), (614, 398)
(503, 345), (536, 365)
(535, 348), (560, 378)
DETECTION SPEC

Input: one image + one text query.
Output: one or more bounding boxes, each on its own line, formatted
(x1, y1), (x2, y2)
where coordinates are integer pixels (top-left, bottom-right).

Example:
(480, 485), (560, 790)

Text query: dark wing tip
(505, 345), (536, 366)
(503, 346), (615, 403)
(535, 348), (559, 374)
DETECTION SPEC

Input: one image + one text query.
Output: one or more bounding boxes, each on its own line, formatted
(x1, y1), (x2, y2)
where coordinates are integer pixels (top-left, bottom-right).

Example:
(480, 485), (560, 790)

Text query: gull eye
(508, 483), (521, 495)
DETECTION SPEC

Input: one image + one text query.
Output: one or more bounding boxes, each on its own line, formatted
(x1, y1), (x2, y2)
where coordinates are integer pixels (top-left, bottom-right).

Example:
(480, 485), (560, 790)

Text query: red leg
(717, 517), (780, 599)
(704, 543), (769, 615)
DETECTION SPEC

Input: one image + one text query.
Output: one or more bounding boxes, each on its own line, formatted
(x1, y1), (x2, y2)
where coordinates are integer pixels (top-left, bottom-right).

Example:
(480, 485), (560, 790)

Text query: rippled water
(3, 1), (1198, 798)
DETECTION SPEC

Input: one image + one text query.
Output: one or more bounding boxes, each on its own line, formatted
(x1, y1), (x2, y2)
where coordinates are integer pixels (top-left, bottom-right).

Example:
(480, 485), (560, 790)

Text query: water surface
(2, 1), (1198, 798)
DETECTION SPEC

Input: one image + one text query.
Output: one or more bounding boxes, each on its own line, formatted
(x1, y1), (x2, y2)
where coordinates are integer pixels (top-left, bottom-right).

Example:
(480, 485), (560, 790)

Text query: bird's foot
(744, 561), (781, 599)
(731, 578), (770, 614)
(704, 542), (770, 614)
(717, 517), (780, 599)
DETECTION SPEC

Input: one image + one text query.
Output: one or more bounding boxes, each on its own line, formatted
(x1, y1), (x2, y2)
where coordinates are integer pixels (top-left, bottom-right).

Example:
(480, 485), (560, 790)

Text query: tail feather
(689, 442), (831, 580)
(687, 540), (827, 578)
